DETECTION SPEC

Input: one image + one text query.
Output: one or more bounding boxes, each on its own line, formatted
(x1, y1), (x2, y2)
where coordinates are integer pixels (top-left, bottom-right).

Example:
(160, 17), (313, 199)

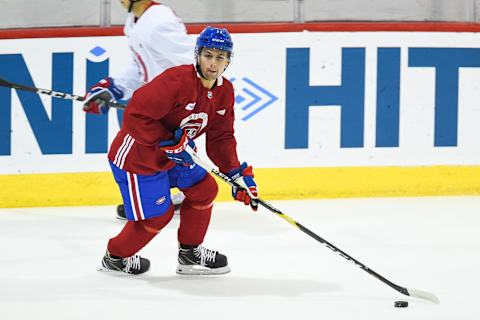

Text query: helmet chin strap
(195, 50), (207, 80)
(196, 62), (208, 80)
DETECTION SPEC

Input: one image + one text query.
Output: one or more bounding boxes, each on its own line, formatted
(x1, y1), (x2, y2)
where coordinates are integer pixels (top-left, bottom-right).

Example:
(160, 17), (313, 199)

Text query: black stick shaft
(0, 77), (126, 109)
(269, 206), (409, 296)
(189, 153), (411, 296)
(251, 186), (408, 296)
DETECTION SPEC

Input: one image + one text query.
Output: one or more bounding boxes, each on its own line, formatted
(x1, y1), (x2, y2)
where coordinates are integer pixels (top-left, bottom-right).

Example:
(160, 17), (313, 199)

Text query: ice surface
(1, 197), (479, 320)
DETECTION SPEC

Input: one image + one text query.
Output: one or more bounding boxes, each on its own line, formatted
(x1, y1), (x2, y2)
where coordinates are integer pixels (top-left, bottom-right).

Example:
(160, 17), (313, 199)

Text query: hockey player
(83, 0), (190, 219)
(99, 26), (259, 275)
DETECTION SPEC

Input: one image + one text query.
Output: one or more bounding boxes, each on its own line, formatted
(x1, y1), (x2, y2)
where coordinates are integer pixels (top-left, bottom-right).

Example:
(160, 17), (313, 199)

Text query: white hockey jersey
(113, 3), (194, 100)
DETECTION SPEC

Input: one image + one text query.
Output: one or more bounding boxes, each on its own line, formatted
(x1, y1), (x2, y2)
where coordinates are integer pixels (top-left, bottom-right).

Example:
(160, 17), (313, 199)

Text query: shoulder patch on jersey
(216, 109), (226, 116)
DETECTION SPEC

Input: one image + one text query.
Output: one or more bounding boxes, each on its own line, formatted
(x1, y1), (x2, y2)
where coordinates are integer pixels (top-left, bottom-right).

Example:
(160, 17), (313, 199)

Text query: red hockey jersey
(108, 64), (241, 175)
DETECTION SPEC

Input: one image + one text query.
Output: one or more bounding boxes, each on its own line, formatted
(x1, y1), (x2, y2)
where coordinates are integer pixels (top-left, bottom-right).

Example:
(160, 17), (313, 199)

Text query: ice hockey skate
(176, 244), (230, 275)
(97, 251), (150, 275)
(116, 192), (185, 220)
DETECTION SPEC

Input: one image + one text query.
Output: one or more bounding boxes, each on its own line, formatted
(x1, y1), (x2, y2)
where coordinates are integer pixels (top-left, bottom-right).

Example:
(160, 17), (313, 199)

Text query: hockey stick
(186, 146), (440, 304)
(0, 77), (126, 109)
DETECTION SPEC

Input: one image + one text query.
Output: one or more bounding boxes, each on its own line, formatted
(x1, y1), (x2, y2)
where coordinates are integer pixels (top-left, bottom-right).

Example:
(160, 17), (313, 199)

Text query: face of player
(198, 48), (230, 83)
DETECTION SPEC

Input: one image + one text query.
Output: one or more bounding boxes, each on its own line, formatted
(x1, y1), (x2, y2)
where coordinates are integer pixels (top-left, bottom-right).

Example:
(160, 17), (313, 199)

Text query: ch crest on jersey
(179, 112), (209, 138)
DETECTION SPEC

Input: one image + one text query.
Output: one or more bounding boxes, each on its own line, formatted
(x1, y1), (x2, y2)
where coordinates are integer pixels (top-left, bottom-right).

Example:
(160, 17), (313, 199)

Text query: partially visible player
(98, 26), (259, 275)
(83, 0), (190, 219)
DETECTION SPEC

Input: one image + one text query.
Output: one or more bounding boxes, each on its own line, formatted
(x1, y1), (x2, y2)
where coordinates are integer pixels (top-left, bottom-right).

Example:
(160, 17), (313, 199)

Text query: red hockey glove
(227, 162), (258, 212)
(83, 77), (124, 114)
(159, 128), (196, 166)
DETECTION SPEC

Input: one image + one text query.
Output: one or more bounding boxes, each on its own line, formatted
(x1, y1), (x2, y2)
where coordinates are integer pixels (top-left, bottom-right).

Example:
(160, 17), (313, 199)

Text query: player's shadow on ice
(140, 276), (340, 297)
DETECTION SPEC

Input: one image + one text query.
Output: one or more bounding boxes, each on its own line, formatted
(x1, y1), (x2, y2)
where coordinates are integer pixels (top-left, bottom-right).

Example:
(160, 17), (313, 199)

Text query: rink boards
(1, 25), (480, 207)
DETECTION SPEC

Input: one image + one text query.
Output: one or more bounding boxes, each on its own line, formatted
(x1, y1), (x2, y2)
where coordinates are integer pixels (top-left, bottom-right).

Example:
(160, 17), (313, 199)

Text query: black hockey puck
(394, 301), (408, 308)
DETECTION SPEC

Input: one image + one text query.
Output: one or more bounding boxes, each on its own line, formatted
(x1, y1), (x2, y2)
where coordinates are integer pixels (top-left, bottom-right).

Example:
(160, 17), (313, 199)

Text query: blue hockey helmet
(195, 26), (233, 59)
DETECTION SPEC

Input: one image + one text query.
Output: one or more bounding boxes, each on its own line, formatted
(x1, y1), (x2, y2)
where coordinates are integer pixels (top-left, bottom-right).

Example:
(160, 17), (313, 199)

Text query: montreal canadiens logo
(179, 112), (209, 138)
(155, 196), (166, 206)
(183, 124), (202, 138)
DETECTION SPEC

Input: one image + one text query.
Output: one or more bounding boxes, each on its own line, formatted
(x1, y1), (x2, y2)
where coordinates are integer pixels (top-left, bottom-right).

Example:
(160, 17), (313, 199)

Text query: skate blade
(96, 265), (131, 275)
(176, 264), (231, 275)
(97, 265), (119, 273)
